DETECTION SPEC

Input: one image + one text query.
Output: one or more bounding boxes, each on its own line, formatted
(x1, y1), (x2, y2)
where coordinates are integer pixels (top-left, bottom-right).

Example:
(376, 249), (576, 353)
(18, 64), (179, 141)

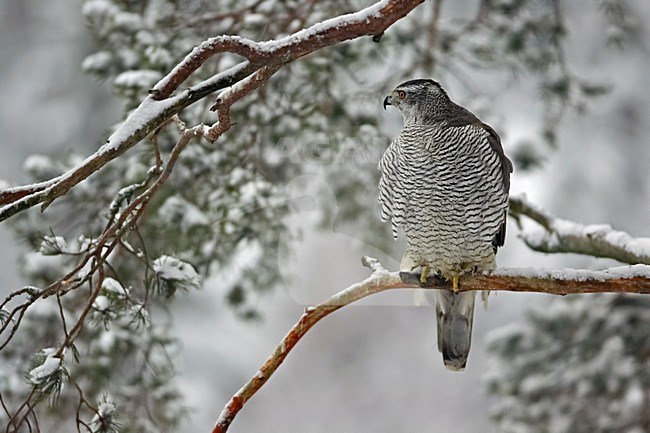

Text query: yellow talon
(420, 266), (430, 285)
(452, 272), (460, 293)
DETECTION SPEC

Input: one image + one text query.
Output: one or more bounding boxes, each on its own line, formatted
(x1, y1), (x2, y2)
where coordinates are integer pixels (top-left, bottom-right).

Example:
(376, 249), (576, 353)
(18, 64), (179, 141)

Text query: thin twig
(1, 116), (217, 433)
(422, 0), (444, 72)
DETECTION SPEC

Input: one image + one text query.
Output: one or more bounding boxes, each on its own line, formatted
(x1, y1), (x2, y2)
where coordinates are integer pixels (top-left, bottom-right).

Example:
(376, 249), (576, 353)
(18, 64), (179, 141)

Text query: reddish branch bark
(212, 304), (342, 433)
(212, 258), (650, 433)
(467, 274), (650, 294)
(153, 0), (423, 99)
(0, 0), (424, 221)
(0, 178), (61, 205)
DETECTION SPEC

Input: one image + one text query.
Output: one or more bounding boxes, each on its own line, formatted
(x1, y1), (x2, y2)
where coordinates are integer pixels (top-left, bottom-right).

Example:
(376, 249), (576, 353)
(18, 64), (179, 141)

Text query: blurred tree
(0, 0), (646, 432)
(485, 295), (650, 433)
(487, 196), (650, 433)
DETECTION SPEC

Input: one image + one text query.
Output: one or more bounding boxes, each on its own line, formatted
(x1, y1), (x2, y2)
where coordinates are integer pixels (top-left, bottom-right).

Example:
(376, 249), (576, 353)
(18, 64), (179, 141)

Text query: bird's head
(383, 79), (450, 125)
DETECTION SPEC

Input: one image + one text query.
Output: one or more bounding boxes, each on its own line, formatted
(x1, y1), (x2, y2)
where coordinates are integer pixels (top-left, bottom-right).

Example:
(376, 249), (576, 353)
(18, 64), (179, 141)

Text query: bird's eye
(397, 90), (406, 99)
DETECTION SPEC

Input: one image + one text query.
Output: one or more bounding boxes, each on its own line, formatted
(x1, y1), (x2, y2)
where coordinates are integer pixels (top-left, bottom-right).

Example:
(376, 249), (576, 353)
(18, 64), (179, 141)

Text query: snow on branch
(212, 257), (650, 433)
(153, 0), (422, 99)
(0, 177), (62, 206)
(510, 195), (650, 265)
(0, 0), (424, 223)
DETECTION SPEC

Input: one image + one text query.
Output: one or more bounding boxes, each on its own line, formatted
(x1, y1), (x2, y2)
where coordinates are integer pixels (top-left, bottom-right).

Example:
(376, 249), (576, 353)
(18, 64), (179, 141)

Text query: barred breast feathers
(377, 121), (512, 246)
(378, 135), (406, 239)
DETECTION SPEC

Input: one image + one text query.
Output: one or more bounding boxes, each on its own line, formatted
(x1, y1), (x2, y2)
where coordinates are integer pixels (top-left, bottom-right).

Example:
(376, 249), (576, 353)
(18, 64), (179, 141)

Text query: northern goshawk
(379, 79), (512, 371)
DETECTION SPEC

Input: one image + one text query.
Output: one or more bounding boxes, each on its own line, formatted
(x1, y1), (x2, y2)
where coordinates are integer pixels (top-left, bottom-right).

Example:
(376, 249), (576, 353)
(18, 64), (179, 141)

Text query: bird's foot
(419, 266), (430, 286)
(452, 272), (460, 293)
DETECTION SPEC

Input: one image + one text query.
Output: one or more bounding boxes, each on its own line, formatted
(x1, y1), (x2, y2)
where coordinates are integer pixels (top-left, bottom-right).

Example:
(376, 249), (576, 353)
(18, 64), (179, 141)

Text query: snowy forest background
(0, 0), (649, 432)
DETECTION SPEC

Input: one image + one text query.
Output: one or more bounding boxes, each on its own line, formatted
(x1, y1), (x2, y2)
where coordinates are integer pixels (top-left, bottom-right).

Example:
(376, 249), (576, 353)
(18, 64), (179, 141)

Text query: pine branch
(212, 257), (650, 433)
(0, 0), (424, 222)
(509, 195), (650, 265)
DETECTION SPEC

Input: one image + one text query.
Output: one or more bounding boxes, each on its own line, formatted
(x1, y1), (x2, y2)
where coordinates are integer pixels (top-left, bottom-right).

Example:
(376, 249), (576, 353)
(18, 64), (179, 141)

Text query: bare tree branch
(212, 257), (650, 433)
(510, 195), (650, 265)
(0, 0), (424, 222)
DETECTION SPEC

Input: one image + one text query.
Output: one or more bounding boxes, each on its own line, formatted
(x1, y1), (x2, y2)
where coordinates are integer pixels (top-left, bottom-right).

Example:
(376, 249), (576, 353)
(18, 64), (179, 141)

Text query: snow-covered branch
(212, 257), (650, 433)
(151, 0), (422, 100)
(0, 0), (423, 223)
(0, 118), (209, 431)
(0, 118), (203, 353)
(510, 195), (650, 265)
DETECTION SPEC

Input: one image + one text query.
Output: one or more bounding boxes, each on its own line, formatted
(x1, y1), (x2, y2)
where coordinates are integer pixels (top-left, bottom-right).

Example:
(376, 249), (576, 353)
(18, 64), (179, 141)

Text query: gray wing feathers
(481, 124), (513, 250)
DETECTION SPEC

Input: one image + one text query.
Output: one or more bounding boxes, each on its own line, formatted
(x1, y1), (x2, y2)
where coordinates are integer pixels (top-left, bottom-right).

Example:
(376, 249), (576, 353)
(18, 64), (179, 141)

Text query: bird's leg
(452, 271), (460, 293)
(420, 266), (430, 285)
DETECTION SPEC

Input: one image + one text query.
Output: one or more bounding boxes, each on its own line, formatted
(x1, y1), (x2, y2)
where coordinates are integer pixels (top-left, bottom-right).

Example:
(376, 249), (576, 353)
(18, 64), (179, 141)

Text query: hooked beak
(383, 95), (392, 110)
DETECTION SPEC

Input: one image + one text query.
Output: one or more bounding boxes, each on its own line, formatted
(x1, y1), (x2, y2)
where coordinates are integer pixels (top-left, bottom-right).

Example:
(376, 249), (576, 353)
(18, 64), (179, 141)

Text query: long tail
(435, 290), (476, 371)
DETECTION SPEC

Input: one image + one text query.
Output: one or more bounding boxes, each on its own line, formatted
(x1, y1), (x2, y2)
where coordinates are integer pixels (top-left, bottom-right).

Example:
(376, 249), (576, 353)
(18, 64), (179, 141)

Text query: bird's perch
(212, 257), (650, 433)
